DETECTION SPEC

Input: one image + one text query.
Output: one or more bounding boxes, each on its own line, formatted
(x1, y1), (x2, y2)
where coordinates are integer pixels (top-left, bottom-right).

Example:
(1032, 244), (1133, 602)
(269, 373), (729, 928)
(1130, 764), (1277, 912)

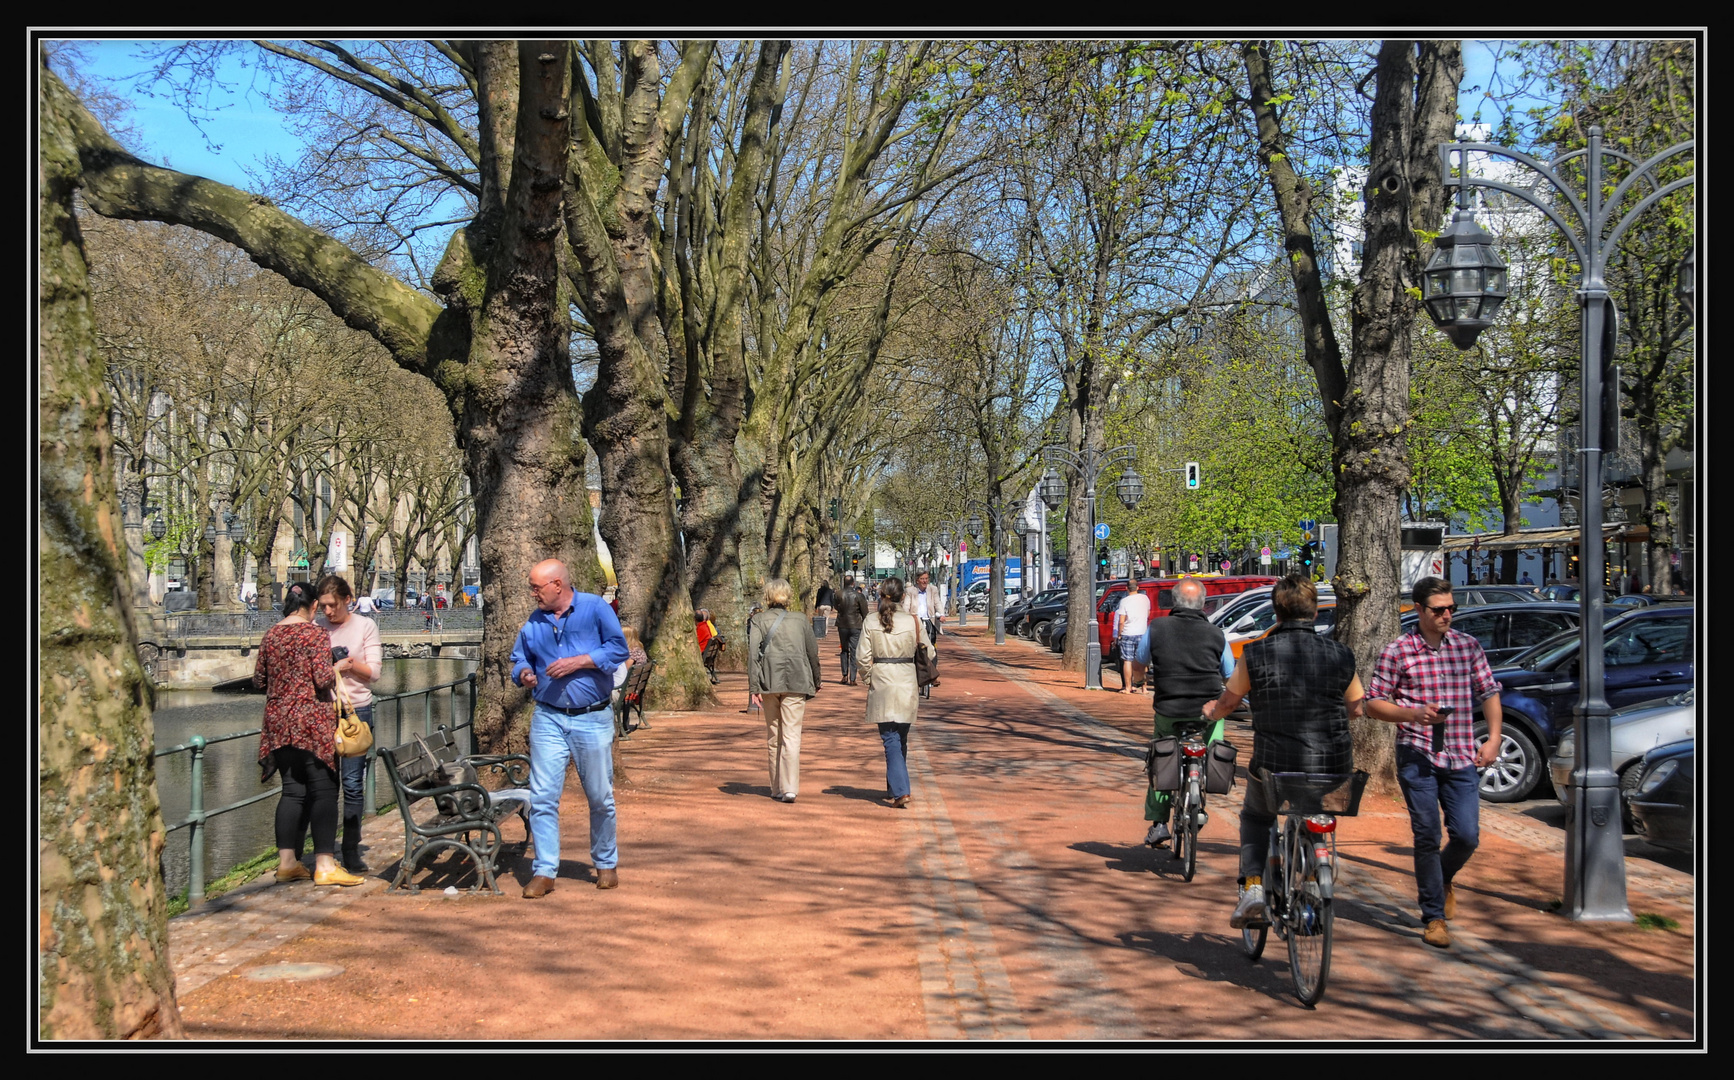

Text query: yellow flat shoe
(313, 868), (365, 887)
(275, 864), (312, 883)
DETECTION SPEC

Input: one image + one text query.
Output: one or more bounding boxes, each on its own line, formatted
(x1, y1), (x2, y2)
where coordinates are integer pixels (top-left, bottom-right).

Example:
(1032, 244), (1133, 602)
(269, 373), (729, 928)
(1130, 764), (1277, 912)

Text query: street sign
(1299, 518), (1317, 532)
(1302, 529), (1315, 542)
(1188, 556), (1199, 571)
(1260, 552), (1272, 567)
(1094, 522), (1110, 541)
(1221, 560), (1231, 573)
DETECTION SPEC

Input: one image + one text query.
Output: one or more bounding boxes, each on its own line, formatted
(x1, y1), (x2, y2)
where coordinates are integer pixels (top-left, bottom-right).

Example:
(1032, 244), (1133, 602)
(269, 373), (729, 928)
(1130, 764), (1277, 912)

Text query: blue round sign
(1094, 522), (1110, 540)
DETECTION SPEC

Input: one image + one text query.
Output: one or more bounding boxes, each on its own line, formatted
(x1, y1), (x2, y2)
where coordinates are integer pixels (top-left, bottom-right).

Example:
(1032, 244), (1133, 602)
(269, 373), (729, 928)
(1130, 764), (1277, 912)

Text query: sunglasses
(1423, 604), (1458, 615)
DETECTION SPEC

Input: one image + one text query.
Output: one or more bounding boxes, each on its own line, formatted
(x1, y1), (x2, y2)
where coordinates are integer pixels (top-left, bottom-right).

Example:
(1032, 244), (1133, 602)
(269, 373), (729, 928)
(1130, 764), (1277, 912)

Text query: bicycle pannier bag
(1205, 739), (1238, 794)
(1148, 736), (1180, 791)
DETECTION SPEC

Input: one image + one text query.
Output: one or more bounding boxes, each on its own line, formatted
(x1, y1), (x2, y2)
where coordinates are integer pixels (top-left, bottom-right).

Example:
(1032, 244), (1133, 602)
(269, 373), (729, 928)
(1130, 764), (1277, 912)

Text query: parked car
(1005, 589), (1064, 638)
(1539, 584), (1617, 603)
(1048, 612), (1067, 653)
(1548, 689), (1693, 830)
(1400, 601), (1582, 666)
(1626, 739), (1694, 853)
(1222, 597), (1339, 660)
(1096, 575), (1278, 665)
(1606, 593), (1694, 608)
(1455, 584), (1543, 606)
(1474, 604), (1694, 803)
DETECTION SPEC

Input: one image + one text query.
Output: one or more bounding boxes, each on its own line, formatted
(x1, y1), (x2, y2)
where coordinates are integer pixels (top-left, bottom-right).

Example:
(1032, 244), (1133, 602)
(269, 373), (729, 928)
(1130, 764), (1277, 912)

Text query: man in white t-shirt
(1117, 586), (1152, 694)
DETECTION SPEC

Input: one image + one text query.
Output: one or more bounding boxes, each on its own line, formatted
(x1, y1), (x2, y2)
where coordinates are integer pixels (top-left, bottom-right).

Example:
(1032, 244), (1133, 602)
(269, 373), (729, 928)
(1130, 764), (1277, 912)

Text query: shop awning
(1440, 524), (1621, 552)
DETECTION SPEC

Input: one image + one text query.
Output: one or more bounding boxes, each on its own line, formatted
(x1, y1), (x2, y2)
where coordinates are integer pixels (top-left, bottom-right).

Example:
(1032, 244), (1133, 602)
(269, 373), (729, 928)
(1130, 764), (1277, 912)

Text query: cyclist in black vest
(1203, 575), (1364, 929)
(1135, 577), (1234, 848)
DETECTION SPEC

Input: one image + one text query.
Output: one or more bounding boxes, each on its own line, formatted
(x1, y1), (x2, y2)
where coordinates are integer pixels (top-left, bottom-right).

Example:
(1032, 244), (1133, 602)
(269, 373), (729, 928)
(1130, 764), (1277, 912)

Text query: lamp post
(1039, 446), (1142, 688)
(1426, 127), (1694, 922)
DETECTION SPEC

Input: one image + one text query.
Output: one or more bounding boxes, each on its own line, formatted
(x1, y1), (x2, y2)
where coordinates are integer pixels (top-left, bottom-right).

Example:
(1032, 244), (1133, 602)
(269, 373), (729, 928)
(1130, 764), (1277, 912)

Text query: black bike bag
(1205, 740), (1238, 794)
(1147, 736), (1180, 791)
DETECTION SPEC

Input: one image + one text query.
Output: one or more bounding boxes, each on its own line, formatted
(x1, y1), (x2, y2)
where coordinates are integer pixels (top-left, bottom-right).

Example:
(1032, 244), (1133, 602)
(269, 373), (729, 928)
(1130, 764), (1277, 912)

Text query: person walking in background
(696, 608), (724, 684)
(512, 558), (630, 897)
(1116, 584), (1151, 694)
(253, 582), (363, 888)
(857, 577), (921, 809)
(314, 575), (383, 874)
(1364, 576), (1504, 949)
(833, 574), (870, 686)
(747, 579), (822, 803)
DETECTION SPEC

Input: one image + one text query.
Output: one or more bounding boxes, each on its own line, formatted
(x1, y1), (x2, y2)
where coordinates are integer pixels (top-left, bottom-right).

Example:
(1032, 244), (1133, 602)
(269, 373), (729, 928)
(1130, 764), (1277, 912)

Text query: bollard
(188, 735), (208, 907)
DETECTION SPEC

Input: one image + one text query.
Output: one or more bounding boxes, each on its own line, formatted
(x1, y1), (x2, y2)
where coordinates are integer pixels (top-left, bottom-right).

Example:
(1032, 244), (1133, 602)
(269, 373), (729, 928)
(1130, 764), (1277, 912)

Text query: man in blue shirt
(512, 559), (630, 898)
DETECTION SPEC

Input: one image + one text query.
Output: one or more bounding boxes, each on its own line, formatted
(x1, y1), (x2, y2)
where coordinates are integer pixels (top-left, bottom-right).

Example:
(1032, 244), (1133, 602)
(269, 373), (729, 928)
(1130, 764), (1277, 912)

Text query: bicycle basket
(1268, 771), (1369, 817)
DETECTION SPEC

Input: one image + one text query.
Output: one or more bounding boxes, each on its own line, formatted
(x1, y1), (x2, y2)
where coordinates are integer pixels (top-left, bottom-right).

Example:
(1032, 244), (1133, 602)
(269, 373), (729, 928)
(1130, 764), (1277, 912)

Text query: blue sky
(55, 37), (1551, 194)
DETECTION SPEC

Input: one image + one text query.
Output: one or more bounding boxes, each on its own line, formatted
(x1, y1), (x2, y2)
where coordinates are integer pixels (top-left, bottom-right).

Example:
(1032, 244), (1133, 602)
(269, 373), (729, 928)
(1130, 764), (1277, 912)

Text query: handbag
(914, 641), (940, 687)
(333, 676), (374, 758)
(411, 732), (484, 818)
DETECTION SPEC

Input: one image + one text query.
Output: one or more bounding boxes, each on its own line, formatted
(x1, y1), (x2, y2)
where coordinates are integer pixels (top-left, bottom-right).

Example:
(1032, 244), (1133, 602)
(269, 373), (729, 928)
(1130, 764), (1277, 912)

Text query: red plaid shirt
(1367, 628), (1502, 769)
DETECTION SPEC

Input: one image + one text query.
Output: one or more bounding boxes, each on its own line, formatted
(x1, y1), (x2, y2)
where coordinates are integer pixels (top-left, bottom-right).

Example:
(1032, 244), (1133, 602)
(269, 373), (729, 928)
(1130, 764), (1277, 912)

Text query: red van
(1098, 575), (1279, 664)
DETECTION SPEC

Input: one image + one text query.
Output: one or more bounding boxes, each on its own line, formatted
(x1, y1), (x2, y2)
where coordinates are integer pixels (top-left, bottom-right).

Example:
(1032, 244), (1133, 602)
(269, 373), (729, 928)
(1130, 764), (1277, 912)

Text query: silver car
(1549, 689), (1694, 828)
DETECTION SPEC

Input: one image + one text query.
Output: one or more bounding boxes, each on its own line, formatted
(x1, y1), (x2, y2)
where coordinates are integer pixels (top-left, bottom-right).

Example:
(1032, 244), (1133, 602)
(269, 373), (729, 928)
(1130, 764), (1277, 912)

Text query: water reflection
(153, 657), (477, 896)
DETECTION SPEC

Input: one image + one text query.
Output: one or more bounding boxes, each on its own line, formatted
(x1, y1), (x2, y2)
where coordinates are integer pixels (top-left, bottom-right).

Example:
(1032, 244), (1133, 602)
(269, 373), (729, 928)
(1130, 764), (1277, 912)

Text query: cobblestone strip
(902, 737), (1030, 1039)
(958, 636), (1659, 1040)
(169, 812), (410, 995)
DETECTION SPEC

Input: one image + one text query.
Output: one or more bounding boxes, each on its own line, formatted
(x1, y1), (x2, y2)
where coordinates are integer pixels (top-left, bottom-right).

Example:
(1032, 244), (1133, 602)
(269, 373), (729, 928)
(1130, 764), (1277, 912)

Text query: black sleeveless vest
(1244, 622), (1356, 775)
(1144, 608), (1227, 718)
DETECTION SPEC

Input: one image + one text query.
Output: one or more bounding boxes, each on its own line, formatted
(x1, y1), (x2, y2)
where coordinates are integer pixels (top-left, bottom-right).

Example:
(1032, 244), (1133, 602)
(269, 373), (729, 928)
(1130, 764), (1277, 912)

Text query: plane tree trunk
(38, 52), (183, 1040)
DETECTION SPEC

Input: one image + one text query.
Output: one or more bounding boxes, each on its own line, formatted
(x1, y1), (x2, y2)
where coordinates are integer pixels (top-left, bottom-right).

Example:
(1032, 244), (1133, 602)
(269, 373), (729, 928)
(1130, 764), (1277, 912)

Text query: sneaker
(1144, 822), (1171, 848)
(1230, 884), (1268, 929)
(1423, 919), (1451, 948)
(1443, 882), (1457, 921)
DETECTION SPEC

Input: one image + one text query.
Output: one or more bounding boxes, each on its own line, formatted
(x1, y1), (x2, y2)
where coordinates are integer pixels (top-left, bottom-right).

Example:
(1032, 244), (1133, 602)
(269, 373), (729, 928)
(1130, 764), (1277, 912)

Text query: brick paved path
(167, 625), (1695, 1042)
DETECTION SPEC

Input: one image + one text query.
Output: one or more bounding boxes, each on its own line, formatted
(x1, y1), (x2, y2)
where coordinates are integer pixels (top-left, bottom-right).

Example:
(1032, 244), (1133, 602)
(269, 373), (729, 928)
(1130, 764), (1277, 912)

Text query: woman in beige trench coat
(856, 577), (922, 808)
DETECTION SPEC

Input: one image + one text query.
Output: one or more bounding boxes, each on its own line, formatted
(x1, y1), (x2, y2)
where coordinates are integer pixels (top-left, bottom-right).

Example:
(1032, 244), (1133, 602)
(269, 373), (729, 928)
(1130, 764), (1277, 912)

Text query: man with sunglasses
(1365, 576), (1504, 950)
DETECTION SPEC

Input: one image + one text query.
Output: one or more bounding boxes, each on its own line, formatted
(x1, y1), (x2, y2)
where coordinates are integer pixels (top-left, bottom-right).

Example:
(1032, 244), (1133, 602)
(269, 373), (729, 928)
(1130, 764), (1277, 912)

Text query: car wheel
(1474, 720), (1541, 802)
(1031, 620), (1050, 643)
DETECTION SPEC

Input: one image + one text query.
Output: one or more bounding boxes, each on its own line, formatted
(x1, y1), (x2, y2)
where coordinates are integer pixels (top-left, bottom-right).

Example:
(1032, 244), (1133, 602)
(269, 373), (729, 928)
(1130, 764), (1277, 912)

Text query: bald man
(511, 559), (630, 897)
(1134, 577), (1233, 848)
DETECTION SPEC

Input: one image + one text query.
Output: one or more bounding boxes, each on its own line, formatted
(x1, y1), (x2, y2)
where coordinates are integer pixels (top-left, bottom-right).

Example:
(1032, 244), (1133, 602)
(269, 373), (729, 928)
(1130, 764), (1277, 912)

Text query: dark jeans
(879, 723), (911, 797)
(339, 705), (375, 859)
(839, 629), (862, 680)
(1396, 745), (1482, 922)
(1237, 771), (1280, 883)
(273, 747), (339, 855)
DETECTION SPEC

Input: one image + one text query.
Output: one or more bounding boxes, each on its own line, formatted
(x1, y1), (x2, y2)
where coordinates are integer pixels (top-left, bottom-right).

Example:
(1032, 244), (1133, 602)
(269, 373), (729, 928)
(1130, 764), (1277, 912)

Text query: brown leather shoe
(595, 868), (619, 890)
(1423, 919), (1451, 948)
(1443, 882), (1458, 921)
(522, 875), (557, 899)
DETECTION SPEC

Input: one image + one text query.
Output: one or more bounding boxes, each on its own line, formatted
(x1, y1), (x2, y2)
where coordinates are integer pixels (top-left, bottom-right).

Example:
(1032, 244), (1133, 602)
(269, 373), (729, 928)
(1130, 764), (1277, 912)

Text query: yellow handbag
(334, 675), (374, 758)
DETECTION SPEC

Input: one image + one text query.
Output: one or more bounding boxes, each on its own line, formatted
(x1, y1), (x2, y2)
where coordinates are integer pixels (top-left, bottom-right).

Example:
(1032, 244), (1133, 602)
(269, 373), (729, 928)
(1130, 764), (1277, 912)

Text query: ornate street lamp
(1421, 208), (1509, 350)
(203, 514), (220, 544)
(1114, 467), (1145, 510)
(1432, 127), (1694, 923)
(227, 512), (246, 542)
(966, 513), (983, 539)
(150, 514), (167, 541)
(1038, 468), (1066, 512)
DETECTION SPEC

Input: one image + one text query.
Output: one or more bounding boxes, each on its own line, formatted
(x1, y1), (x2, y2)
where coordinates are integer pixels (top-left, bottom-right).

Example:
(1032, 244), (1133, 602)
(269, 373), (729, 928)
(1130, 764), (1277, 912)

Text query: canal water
(152, 657), (478, 897)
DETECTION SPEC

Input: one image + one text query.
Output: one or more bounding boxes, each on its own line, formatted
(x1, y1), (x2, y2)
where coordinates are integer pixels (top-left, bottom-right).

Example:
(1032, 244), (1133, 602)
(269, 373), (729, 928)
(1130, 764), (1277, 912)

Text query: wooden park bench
(377, 727), (533, 896)
(615, 660), (655, 739)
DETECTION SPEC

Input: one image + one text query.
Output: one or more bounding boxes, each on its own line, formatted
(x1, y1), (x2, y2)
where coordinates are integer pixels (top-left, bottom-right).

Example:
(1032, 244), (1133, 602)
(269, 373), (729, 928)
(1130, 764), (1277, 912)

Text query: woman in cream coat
(856, 577), (922, 808)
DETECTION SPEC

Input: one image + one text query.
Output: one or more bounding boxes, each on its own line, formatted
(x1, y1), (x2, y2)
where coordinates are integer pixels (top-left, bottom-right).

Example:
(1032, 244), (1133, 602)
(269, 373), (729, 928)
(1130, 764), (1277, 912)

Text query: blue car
(1475, 605), (1694, 803)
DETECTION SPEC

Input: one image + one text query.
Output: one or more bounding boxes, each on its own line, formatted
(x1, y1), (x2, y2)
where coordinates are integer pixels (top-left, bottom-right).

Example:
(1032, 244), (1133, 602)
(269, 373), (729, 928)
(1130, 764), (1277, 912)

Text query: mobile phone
(1434, 706), (1454, 718)
(330, 645), (350, 662)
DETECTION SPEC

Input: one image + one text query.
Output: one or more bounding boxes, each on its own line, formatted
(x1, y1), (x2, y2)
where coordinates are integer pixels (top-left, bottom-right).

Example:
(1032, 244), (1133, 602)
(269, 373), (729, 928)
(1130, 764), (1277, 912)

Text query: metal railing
(147, 608), (484, 637)
(152, 672), (478, 907)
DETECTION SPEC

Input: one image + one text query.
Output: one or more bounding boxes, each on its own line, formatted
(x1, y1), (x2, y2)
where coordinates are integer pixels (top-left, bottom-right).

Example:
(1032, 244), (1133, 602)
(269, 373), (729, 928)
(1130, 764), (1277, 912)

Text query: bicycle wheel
(1242, 922), (1267, 960)
(1287, 888), (1333, 1006)
(1181, 777), (1200, 882)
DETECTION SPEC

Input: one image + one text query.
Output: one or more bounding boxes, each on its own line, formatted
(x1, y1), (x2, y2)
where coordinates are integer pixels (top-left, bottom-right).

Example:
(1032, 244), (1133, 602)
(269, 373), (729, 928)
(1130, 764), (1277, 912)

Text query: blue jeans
(528, 702), (618, 878)
(339, 705), (375, 859)
(879, 723), (911, 798)
(1396, 745), (1481, 922)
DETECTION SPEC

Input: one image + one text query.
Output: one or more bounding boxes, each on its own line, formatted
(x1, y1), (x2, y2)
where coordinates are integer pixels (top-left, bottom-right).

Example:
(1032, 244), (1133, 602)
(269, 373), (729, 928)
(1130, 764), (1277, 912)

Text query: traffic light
(851, 553), (860, 572)
(1097, 544), (1110, 577)
(1185, 462), (1200, 489)
(1300, 542), (1315, 570)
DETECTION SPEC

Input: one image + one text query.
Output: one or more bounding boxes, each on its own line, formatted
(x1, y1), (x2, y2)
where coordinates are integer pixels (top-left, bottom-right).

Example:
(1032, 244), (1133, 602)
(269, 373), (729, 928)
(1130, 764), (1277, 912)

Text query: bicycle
(1170, 720), (1213, 882)
(1240, 769), (1367, 1007)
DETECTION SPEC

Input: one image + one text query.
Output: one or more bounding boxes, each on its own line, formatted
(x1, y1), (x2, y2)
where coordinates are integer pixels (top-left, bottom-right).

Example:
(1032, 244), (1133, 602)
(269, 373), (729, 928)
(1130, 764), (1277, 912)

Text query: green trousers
(1145, 712), (1226, 822)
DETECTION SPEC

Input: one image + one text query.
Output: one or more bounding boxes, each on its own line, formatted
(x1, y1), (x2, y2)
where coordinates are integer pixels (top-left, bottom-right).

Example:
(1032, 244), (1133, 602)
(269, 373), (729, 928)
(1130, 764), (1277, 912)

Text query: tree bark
(1245, 40), (1461, 791)
(38, 52), (183, 1040)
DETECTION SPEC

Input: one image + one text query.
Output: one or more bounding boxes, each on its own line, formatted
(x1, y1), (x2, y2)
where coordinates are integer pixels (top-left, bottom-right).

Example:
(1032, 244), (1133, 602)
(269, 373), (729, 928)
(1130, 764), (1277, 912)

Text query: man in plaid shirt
(1366, 576), (1504, 949)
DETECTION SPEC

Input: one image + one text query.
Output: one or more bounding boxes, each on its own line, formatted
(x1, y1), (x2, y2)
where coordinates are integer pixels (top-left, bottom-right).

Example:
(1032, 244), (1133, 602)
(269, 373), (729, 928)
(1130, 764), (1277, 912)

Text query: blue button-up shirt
(510, 593), (630, 710)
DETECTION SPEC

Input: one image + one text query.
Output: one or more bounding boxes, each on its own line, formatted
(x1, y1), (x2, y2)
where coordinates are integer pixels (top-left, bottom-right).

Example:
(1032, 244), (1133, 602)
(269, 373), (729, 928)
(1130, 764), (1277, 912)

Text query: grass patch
(167, 841), (310, 917)
(1635, 912), (1679, 931)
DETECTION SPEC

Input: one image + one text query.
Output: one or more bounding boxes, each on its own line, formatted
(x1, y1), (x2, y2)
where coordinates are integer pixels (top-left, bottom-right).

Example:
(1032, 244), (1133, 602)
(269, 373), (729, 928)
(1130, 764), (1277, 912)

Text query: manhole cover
(245, 962), (344, 982)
